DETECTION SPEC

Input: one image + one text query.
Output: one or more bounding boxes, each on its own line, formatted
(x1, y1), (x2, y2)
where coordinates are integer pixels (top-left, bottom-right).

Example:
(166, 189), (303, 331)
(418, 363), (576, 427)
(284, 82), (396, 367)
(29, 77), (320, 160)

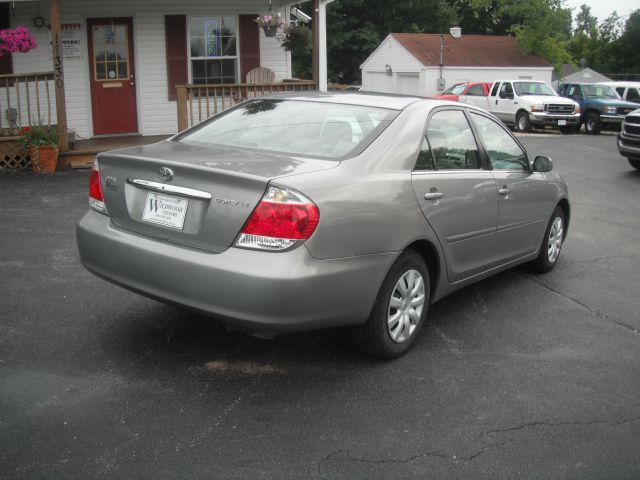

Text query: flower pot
(263, 26), (277, 37)
(30, 145), (58, 173)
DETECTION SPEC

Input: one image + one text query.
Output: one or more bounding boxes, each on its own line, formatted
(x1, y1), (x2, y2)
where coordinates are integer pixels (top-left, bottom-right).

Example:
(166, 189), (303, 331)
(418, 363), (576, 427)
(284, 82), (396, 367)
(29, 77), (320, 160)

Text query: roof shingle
(390, 33), (551, 68)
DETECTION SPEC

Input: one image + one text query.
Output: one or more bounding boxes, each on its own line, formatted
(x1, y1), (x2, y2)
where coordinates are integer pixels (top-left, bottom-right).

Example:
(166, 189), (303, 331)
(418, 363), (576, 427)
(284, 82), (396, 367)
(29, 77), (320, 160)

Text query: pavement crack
(521, 274), (639, 334)
(318, 449), (448, 477)
(479, 415), (640, 439)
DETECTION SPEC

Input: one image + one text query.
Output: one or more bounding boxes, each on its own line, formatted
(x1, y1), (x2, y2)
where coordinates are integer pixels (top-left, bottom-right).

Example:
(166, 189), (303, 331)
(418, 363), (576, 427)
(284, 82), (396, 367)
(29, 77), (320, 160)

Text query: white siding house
(2, 0), (296, 139)
(361, 34), (554, 97)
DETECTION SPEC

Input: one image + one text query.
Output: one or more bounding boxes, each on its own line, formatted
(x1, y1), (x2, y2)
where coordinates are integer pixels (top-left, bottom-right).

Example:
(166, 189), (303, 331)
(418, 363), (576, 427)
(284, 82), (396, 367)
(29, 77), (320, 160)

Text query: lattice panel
(0, 141), (31, 170)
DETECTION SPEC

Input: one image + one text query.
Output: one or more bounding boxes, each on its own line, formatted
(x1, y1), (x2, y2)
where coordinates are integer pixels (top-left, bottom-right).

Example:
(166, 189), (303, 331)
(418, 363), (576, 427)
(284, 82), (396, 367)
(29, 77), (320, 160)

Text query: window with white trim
(188, 16), (238, 84)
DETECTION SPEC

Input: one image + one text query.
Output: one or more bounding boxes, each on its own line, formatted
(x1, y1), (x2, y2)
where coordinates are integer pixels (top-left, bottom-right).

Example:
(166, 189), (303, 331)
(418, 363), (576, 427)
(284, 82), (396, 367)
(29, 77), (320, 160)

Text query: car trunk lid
(97, 140), (337, 253)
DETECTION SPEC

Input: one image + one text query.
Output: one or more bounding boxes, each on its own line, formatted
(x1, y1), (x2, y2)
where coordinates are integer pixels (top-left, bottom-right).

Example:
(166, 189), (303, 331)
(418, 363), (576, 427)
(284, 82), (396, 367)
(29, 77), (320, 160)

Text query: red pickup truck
(432, 82), (492, 102)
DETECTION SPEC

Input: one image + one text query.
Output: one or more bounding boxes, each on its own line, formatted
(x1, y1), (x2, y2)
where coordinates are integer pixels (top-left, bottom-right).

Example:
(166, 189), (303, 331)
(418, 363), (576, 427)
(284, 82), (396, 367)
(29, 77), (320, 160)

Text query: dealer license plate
(142, 192), (188, 230)
(558, 120), (567, 126)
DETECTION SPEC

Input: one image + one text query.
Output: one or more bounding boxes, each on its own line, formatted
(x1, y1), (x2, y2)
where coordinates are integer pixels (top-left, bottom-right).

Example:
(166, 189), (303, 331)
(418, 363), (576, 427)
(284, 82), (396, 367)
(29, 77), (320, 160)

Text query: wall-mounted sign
(61, 23), (82, 59)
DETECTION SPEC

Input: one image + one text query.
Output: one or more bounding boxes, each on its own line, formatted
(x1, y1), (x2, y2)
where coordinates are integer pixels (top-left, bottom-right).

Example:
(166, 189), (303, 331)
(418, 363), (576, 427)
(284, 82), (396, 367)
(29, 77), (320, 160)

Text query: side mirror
(533, 155), (553, 172)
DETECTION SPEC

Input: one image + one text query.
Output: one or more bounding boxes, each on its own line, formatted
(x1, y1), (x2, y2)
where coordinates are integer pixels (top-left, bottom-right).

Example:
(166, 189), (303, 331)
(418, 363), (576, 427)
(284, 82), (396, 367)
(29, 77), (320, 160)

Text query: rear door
(411, 108), (500, 283)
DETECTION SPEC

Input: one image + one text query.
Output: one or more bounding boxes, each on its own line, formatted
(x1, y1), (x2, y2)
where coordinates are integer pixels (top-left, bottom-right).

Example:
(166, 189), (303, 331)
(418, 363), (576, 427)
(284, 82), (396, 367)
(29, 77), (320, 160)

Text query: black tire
(516, 111), (532, 133)
(352, 250), (430, 359)
(628, 158), (640, 170)
(527, 206), (565, 274)
(584, 112), (602, 135)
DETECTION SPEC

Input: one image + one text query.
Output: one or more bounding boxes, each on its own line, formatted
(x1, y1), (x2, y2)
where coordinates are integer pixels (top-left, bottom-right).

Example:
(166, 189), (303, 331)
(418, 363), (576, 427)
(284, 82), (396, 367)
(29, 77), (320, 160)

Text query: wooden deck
(62, 134), (172, 169)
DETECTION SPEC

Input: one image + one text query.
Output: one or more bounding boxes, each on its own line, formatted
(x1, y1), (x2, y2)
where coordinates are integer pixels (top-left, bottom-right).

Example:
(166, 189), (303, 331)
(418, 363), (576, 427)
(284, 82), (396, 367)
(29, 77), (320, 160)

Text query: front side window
(189, 16), (237, 84)
(471, 112), (528, 171)
(426, 110), (482, 170)
(467, 84), (484, 96)
(500, 82), (514, 98)
(177, 99), (398, 159)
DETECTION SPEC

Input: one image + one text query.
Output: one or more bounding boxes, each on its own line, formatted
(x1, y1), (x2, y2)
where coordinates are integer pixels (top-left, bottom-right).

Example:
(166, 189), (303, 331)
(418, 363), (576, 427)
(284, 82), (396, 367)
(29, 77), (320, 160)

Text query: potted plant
(254, 12), (284, 37)
(17, 126), (59, 173)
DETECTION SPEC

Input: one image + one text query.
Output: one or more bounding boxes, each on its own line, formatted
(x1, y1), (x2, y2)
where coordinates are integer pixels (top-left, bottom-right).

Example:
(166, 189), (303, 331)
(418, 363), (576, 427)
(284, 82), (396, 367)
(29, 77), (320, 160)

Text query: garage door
(398, 74), (420, 95)
(365, 72), (393, 93)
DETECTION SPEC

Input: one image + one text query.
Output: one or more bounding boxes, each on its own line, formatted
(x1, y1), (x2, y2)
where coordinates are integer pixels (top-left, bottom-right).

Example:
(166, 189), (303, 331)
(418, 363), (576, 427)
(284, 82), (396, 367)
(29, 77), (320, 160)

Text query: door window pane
(471, 112), (528, 171)
(414, 137), (435, 171)
(426, 110), (482, 170)
(93, 24), (129, 81)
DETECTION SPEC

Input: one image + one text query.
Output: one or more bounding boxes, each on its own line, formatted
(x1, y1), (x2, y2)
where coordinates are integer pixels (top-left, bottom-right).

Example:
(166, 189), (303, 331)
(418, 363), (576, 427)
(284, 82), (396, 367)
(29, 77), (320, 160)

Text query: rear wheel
(516, 111), (532, 133)
(584, 112), (602, 135)
(527, 206), (565, 273)
(352, 250), (430, 359)
(628, 158), (640, 170)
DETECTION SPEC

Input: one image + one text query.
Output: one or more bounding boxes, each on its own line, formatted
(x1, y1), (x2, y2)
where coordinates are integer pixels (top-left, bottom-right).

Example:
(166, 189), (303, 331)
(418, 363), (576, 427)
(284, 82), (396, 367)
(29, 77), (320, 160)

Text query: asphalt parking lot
(1, 133), (639, 479)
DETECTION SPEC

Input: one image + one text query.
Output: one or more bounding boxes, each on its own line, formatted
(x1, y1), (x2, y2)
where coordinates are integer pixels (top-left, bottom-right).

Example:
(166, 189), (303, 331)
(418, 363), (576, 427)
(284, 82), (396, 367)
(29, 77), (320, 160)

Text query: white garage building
(361, 33), (553, 97)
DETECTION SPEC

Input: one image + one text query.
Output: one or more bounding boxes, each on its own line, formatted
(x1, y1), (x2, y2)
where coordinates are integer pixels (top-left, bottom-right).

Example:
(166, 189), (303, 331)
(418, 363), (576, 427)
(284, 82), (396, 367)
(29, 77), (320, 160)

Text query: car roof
(261, 91), (426, 110)
(599, 81), (640, 88)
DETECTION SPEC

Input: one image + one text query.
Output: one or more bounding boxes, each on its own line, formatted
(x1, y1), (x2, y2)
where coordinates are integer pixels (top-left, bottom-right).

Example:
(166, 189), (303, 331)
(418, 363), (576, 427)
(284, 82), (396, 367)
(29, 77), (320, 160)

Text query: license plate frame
(142, 192), (188, 230)
(557, 119), (567, 126)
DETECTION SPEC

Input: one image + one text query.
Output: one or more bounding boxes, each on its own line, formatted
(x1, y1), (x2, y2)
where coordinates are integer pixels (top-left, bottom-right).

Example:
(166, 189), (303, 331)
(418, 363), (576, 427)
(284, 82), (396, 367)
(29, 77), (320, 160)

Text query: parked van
(600, 82), (640, 104)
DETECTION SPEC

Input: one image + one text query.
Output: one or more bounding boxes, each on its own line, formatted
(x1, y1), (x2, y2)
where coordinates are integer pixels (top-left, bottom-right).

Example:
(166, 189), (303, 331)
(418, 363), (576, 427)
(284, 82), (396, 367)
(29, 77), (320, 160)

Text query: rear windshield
(177, 99), (398, 159)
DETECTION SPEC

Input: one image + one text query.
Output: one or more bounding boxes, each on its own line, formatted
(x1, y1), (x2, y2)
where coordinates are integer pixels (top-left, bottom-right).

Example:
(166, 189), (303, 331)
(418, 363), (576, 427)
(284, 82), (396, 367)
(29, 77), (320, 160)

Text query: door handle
(498, 187), (510, 196)
(424, 192), (444, 200)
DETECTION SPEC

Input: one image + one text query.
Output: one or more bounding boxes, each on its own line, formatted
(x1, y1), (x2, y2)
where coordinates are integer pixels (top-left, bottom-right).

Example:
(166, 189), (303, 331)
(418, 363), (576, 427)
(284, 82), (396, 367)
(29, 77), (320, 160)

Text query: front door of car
(411, 109), (500, 283)
(493, 82), (515, 124)
(469, 111), (557, 262)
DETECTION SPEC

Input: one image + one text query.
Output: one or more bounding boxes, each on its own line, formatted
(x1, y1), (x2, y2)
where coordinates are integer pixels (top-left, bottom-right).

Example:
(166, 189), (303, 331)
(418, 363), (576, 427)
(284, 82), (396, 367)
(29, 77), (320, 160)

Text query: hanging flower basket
(0, 26), (37, 56)
(262, 25), (278, 37)
(254, 12), (285, 38)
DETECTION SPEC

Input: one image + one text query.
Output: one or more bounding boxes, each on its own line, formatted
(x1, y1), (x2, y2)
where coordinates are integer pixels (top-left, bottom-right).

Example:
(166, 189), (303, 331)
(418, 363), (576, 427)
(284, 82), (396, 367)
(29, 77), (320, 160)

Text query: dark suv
(558, 83), (637, 134)
(618, 109), (640, 170)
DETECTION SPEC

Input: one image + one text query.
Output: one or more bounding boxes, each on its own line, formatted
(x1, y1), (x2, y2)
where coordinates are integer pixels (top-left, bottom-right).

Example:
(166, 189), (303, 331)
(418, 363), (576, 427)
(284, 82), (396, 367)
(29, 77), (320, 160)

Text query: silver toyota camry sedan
(77, 92), (569, 358)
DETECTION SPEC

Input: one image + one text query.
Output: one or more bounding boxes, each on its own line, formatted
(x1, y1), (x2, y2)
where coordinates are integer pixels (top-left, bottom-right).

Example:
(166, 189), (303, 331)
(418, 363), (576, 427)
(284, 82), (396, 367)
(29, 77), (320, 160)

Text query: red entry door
(88, 18), (138, 135)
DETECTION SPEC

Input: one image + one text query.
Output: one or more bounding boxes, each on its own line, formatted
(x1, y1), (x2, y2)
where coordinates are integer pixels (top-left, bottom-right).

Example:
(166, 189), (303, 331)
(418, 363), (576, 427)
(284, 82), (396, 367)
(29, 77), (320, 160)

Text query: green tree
(611, 10), (640, 75)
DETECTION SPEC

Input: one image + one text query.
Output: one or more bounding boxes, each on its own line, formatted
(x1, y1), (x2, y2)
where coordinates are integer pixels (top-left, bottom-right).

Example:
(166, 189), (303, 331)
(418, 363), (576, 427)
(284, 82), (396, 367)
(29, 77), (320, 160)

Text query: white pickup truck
(460, 80), (581, 133)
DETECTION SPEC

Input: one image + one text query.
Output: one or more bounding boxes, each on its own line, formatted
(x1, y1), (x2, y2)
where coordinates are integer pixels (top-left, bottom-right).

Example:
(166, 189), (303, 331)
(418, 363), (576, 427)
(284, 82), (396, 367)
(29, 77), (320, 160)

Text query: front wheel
(352, 250), (430, 359)
(516, 111), (532, 133)
(527, 206), (565, 273)
(584, 112), (602, 135)
(628, 157), (640, 170)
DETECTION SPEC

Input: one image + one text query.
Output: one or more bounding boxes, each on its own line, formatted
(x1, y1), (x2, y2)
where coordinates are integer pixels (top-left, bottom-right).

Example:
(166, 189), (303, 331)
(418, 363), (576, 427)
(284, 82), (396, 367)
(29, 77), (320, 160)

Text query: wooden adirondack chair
(246, 67), (276, 84)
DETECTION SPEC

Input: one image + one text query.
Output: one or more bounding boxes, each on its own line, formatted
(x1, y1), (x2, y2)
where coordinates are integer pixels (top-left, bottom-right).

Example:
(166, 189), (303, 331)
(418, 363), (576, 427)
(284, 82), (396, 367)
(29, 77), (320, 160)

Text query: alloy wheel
(547, 216), (564, 264)
(387, 270), (426, 343)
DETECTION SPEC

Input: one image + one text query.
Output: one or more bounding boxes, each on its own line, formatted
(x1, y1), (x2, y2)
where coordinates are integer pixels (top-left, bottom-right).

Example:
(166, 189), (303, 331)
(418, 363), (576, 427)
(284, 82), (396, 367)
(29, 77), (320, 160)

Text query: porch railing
(0, 72), (55, 137)
(176, 80), (316, 131)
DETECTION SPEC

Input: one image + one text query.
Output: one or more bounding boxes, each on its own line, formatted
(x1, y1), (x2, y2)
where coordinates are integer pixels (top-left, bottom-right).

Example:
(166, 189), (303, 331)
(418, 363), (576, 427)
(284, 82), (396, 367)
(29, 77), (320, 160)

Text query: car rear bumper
(530, 112), (581, 127)
(77, 210), (396, 332)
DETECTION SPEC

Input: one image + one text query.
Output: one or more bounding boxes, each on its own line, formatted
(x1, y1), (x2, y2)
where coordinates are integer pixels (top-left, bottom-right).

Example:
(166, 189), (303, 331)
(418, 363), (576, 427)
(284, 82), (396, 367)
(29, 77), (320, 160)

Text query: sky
(563, 0), (638, 23)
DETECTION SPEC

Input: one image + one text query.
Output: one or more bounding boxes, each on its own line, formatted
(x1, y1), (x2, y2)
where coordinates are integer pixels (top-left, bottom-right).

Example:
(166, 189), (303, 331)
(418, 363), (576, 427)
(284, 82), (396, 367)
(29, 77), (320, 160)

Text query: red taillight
(236, 186), (320, 251)
(88, 160), (107, 214)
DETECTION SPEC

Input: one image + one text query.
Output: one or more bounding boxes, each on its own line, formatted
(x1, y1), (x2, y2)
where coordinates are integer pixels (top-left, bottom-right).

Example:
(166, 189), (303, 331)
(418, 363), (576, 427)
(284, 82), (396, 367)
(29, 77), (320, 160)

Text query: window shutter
(0, 3), (13, 75)
(239, 15), (260, 82)
(165, 15), (188, 101)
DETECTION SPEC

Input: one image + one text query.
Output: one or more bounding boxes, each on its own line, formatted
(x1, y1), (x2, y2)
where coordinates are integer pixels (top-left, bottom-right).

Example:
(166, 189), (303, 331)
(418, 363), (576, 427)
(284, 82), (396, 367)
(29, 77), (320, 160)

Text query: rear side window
(628, 88), (640, 102)
(491, 83), (501, 96)
(177, 99), (398, 159)
(426, 110), (482, 170)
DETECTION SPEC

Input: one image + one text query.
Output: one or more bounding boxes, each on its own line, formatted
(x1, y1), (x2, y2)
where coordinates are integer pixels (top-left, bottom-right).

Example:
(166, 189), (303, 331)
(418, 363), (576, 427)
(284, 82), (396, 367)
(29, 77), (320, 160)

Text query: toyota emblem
(158, 167), (174, 183)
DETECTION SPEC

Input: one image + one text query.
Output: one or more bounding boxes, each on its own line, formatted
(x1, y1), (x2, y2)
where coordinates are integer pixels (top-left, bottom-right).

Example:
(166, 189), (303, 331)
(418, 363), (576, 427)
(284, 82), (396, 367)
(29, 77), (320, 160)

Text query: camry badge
(158, 167), (174, 183)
